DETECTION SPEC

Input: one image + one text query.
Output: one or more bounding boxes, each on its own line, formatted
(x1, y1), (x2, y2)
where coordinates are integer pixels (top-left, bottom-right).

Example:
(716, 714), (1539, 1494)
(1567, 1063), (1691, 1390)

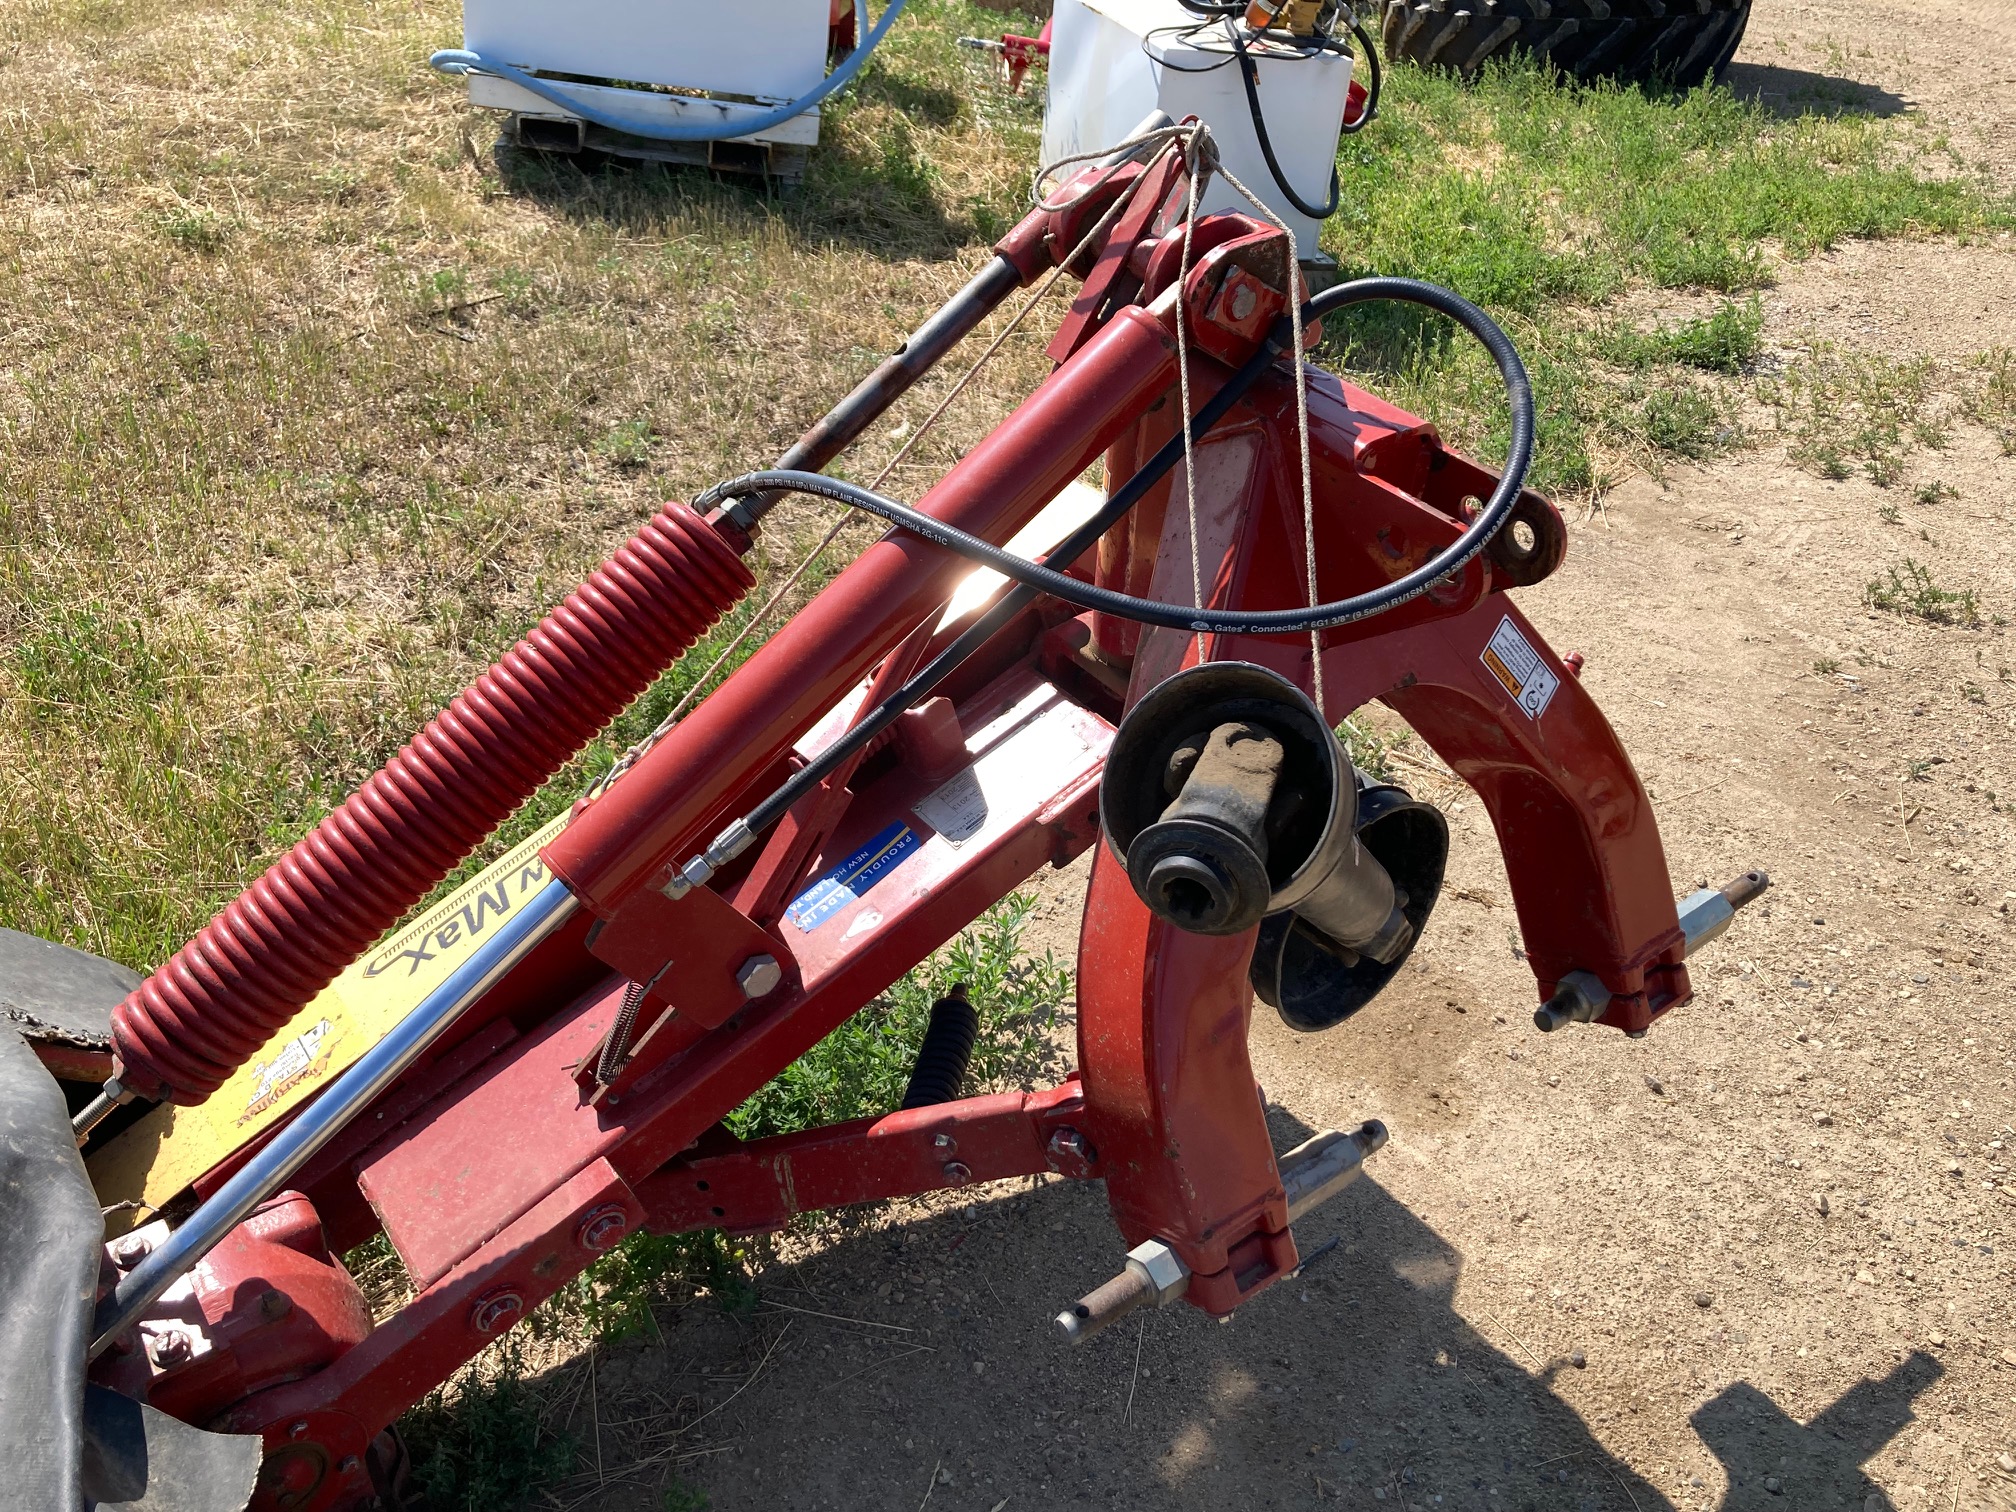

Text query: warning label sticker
(1480, 616), (1561, 720)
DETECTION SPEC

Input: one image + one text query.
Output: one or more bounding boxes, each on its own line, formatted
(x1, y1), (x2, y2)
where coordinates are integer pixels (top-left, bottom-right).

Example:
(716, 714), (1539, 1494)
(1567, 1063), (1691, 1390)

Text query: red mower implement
(7, 119), (1764, 1511)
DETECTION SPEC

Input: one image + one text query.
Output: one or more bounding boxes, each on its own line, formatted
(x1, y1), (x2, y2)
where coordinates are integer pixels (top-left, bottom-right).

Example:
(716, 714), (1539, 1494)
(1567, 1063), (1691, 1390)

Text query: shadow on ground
(526, 1108), (1940, 1511)
(1722, 63), (1909, 120)
(487, 72), (998, 263)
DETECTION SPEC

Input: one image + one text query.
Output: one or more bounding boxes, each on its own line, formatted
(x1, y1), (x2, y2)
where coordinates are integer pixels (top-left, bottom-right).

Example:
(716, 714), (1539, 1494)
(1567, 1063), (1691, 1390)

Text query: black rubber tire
(1380, 0), (1751, 90)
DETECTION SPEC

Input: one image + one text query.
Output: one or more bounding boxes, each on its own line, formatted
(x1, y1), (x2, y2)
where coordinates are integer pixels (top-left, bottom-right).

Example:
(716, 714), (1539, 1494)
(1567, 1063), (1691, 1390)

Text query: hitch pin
(1054, 1121), (1388, 1346)
(1532, 867), (1770, 1033)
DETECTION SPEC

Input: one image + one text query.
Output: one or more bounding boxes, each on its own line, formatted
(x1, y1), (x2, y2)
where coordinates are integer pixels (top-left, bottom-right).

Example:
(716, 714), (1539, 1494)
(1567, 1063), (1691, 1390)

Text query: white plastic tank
(1042, 0), (1351, 256)
(459, 0), (831, 151)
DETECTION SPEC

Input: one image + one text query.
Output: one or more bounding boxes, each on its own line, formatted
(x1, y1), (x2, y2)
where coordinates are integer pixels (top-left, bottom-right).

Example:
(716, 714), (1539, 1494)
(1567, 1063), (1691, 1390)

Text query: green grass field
(2, 0), (2011, 1501)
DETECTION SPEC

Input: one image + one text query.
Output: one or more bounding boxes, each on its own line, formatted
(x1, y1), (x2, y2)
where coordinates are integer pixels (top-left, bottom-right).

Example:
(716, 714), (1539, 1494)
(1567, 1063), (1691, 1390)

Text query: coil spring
(110, 503), (754, 1106)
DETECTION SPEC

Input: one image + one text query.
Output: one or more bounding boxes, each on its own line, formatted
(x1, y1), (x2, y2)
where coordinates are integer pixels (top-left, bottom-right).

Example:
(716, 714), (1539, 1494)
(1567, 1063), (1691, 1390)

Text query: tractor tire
(1380, 0), (1751, 91)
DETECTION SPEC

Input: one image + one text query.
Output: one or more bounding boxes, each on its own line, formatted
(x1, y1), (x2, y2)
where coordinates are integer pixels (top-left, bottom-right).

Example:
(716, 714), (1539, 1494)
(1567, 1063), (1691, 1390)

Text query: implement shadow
(486, 60), (996, 261)
(1721, 64), (1909, 120)
(531, 1108), (1939, 1511)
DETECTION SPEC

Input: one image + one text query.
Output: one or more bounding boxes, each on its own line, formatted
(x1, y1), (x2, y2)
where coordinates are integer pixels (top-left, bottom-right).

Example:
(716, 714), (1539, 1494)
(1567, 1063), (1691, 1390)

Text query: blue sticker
(787, 822), (922, 932)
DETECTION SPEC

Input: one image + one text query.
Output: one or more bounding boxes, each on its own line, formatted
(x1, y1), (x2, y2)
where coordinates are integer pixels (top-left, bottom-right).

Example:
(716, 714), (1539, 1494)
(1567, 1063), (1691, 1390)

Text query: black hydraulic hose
(706, 277), (1535, 641)
(720, 322), (1298, 839)
(1231, 28), (1342, 220)
(1340, 18), (1381, 133)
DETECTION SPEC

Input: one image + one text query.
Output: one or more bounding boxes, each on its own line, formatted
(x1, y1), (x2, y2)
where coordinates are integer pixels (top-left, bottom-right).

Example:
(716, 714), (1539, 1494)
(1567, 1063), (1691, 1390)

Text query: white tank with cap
(1040, 0), (1352, 258)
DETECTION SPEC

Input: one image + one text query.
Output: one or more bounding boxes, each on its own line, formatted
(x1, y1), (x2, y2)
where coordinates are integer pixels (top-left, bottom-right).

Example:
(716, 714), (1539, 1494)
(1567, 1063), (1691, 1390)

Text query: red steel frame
(89, 158), (1691, 1512)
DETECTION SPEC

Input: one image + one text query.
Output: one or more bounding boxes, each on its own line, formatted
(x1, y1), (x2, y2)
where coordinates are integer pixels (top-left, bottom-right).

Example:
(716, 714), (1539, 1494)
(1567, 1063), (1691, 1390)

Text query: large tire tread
(1380, 0), (1752, 91)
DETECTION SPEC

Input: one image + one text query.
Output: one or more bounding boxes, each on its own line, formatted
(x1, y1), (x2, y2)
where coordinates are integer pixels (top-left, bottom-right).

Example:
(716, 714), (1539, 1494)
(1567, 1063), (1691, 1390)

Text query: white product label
(913, 766), (990, 844)
(1480, 616), (1560, 720)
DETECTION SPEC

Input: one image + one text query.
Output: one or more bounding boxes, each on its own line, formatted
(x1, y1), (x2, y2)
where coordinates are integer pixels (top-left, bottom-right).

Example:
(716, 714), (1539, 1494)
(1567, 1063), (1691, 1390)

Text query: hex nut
(1124, 1239), (1190, 1304)
(735, 954), (783, 1000)
(471, 1289), (526, 1334)
(1046, 1128), (1094, 1171)
(577, 1204), (630, 1253)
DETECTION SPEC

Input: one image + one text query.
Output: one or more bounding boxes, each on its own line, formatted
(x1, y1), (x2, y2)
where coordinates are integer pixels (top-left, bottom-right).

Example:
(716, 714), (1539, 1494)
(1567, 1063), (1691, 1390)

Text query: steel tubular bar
(89, 879), (580, 1358)
(714, 323), (1292, 851)
(728, 253), (1025, 531)
(544, 303), (1183, 916)
(634, 1085), (1088, 1235)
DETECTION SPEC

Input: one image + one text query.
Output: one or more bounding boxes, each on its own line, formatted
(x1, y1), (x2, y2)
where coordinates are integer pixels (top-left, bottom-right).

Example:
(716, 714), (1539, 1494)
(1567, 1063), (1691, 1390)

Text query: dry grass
(0, 0), (1055, 967)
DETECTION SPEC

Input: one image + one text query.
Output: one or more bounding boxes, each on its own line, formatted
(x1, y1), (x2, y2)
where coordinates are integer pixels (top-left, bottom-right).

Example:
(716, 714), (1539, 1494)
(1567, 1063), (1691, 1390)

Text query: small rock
(1815, 1193), (1831, 1216)
(1695, 1293), (1713, 1308)
(1947, 1162), (1964, 1176)
(1570, 1350), (1587, 1369)
(1855, 1270), (1876, 1285)
(1814, 1112), (1833, 1127)
(1929, 1331), (1946, 1347)
(1765, 1476), (1782, 1494)
(936, 1467), (952, 1485)
(2003, 1350), (2016, 1369)
(1645, 1074), (1665, 1095)
(972, 1360), (986, 1375)
(1997, 1453), (2015, 1475)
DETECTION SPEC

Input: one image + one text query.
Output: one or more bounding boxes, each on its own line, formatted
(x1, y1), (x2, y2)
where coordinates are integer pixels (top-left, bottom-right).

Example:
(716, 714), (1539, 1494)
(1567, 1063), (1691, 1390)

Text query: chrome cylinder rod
(89, 877), (579, 1359)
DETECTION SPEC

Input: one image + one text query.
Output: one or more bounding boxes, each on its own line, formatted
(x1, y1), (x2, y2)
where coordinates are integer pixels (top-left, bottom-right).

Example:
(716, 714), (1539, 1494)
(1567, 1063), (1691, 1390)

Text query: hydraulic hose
(1340, 19), (1381, 134)
(1231, 28), (1342, 220)
(703, 277), (1534, 638)
(106, 506), (753, 1106)
(431, 0), (905, 145)
(672, 280), (1530, 886)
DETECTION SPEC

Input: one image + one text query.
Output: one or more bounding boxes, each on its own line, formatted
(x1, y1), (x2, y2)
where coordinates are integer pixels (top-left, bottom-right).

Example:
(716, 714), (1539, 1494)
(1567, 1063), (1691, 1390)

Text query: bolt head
(577, 1204), (630, 1253)
(111, 1235), (152, 1269)
(735, 953), (783, 1000)
(932, 1132), (957, 1153)
(941, 1161), (973, 1187)
(148, 1329), (193, 1368)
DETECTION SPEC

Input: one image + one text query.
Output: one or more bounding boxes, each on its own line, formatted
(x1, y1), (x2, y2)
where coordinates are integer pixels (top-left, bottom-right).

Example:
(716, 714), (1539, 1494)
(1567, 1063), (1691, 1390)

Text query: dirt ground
(520, 5), (2016, 1509)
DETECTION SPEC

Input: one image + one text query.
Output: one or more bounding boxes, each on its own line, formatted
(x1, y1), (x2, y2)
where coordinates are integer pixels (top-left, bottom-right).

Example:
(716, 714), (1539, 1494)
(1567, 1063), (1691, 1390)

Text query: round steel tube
(89, 879), (579, 1359)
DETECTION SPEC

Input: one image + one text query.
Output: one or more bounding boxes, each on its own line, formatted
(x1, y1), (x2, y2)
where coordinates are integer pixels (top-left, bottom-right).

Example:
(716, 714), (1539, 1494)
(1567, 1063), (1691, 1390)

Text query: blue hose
(431, 0), (903, 144)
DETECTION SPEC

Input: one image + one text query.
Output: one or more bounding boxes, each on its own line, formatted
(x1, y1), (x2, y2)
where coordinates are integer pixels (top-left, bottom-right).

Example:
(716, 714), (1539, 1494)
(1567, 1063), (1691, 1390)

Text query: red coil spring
(110, 503), (754, 1106)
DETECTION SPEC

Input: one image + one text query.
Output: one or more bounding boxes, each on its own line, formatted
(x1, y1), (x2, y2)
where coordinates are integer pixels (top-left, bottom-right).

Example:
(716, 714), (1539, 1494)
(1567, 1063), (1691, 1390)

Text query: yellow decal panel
(89, 813), (572, 1231)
